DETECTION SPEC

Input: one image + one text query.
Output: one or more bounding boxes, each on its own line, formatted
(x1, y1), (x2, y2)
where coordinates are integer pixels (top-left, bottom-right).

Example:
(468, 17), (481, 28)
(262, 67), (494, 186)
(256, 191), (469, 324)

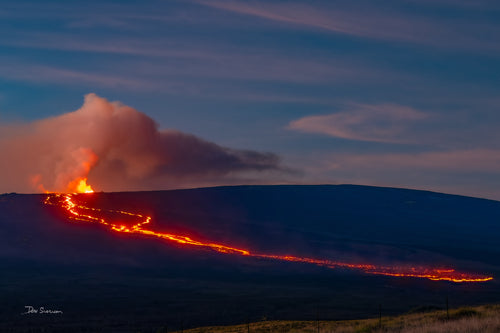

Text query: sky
(0, 0), (500, 199)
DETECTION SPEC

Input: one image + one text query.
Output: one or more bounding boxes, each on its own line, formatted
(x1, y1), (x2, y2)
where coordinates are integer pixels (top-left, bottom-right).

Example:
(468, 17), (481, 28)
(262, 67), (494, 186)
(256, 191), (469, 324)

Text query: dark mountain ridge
(1, 184), (499, 332)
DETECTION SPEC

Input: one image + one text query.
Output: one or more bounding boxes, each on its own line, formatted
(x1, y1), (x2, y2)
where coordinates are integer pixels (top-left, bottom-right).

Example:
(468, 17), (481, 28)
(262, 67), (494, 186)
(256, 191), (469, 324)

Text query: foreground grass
(177, 304), (500, 333)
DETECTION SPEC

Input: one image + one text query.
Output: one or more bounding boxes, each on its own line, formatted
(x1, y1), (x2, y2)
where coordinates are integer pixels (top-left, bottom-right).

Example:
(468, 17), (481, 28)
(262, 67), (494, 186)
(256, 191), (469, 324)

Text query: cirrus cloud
(288, 104), (429, 143)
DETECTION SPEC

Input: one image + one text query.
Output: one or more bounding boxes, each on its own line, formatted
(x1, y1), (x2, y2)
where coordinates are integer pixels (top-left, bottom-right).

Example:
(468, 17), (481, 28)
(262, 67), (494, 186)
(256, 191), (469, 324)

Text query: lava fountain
(44, 188), (493, 283)
(67, 178), (94, 194)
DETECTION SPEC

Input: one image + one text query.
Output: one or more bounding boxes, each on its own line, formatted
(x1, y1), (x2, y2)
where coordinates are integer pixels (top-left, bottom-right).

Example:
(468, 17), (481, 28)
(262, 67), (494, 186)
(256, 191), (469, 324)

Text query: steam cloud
(0, 94), (281, 193)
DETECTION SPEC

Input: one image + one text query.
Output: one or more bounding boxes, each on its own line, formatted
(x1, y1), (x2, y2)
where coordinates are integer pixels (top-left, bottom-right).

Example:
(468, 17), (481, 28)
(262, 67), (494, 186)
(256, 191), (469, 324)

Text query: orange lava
(44, 193), (494, 283)
(67, 178), (94, 193)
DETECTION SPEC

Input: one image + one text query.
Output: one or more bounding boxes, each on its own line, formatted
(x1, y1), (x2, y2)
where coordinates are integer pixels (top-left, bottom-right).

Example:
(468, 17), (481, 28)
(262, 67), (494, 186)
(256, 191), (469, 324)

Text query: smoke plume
(0, 93), (281, 193)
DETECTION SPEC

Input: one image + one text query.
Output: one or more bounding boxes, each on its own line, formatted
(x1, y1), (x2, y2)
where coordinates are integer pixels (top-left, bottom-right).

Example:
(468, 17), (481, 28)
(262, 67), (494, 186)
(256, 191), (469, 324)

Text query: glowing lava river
(44, 193), (493, 283)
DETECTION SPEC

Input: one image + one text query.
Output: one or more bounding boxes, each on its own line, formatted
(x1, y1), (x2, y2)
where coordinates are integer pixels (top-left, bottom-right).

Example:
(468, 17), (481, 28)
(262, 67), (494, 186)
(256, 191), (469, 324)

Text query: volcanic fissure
(43, 192), (493, 283)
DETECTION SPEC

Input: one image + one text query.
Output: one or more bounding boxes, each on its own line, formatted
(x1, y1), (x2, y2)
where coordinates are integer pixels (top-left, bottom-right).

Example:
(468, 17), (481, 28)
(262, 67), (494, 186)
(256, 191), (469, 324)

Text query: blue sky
(1, 0), (500, 198)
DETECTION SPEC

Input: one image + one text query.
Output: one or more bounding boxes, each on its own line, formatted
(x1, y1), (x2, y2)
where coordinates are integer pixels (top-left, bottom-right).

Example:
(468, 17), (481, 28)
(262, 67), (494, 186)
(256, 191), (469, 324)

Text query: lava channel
(44, 193), (494, 283)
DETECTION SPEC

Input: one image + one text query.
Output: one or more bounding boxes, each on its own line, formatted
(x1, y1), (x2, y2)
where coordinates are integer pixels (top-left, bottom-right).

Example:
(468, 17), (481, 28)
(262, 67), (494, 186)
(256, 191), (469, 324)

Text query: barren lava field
(1, 185), (499, 332)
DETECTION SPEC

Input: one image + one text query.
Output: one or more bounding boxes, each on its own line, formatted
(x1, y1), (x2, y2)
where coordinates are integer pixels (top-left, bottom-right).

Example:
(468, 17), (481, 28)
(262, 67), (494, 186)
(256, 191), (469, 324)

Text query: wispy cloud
(0, 61), (153, 90)
(195, 0), (412, 40)
(325, 149), (500, 173)
(288, 104), (429, 143)
(141, 54), (372, 84)
(405, 0), (500, 9)
(0, 37), (393, 104)
(0, 31), (377, 84)
(195, 0), (500, 51)
(0, 32), (218, 59)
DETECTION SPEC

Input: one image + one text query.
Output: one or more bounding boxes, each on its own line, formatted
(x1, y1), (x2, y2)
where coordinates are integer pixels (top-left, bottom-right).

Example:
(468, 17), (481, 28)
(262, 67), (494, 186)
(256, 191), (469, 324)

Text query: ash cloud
(0, 93), (281, 193)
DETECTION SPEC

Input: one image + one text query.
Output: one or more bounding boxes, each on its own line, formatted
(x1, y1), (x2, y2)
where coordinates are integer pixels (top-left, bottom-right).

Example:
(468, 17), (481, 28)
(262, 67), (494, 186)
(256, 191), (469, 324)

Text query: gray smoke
(0, 94), (281, 193)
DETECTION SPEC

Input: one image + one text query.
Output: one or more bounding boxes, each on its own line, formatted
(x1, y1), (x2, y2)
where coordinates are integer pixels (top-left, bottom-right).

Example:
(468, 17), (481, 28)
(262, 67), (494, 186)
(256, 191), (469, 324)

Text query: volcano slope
(1, 185), (499, 332)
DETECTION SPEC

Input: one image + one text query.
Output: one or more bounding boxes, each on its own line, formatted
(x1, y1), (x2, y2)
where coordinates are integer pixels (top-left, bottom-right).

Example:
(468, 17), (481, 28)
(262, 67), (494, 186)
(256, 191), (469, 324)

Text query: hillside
(1, 185), (499, 332)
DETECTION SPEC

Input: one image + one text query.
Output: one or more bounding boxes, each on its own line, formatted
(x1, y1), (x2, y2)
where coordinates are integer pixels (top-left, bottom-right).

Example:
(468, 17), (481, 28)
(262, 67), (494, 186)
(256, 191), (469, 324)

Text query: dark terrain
(1, 185), (499, 332)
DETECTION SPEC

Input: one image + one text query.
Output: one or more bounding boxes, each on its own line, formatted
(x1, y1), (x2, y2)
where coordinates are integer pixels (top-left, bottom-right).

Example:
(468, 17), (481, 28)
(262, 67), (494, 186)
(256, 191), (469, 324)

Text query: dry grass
(177, 304), (500, 333)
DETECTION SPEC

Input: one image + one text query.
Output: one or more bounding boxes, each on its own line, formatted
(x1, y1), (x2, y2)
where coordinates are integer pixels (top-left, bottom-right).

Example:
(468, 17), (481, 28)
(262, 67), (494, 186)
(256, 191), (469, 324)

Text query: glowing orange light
(44, 193), (494, 283)
(67, 178), (94, 193)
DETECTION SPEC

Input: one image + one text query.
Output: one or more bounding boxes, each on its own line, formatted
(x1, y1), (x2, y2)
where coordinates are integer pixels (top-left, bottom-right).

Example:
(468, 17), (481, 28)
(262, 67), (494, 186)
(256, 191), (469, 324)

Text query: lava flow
(44, 193), (494, 283)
